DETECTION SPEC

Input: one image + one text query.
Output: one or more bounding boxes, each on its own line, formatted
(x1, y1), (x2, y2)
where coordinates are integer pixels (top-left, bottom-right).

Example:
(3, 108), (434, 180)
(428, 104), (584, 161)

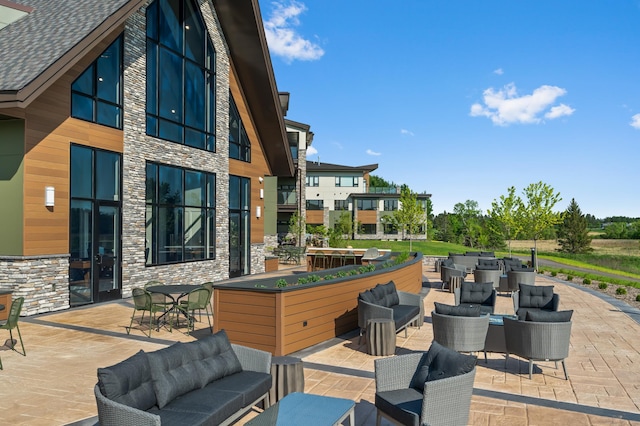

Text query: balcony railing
(368, 187), (400, 194)
(277, 190), (297, 205)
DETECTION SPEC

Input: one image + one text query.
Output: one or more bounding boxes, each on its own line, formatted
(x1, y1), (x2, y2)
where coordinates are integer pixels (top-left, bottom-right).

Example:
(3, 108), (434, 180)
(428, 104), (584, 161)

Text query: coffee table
(246, 392), (355, 426)
(484, 314), (518, 361)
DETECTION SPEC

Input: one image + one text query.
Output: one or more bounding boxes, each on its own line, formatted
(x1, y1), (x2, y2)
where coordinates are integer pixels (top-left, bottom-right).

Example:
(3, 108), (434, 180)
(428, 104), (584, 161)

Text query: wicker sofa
(357, 281), (422, 341)
(94, 330), (272, 426)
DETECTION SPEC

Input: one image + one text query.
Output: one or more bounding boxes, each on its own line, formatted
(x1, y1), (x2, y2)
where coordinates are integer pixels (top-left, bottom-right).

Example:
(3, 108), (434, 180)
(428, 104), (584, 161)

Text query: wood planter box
(264, 256), (279, 273)
(212, 252), (423, 356)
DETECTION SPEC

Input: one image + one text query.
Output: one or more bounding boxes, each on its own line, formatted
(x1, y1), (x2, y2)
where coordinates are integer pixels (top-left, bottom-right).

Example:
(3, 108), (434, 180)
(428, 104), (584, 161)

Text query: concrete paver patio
(1, 264), (639, 425)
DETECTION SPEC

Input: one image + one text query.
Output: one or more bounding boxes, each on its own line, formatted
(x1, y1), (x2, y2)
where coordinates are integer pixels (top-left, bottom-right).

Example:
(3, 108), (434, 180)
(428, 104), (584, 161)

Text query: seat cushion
(204, 371), (271, 407)
(526, 310), (573, 322)
(151, 386), (244, 426)
(426, 341), (476, 382)
(458, 303), (492, 316)
(97, 350), (156, 411)
(459, 281), (493, 304)
(392, 304), (420, 329)
(375, 388), (423, 426)
(183, 330), (243, 386)
(519, 284), (555, 309)
(434, 302), (480, 317)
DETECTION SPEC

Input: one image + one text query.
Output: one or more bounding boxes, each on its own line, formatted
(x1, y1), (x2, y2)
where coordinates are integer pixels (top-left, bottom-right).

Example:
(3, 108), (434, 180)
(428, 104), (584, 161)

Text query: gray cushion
(459, 281), (493, 304)
(151, 386), (244, 426)
(526, 310), (573, 322)
(375, 388), (422, 426)
(425, 341), (476, 382)
(392, 304), (420, 330)
(205, 370), (271, 407)
(370, 284), (388, 307)
(359, 289), (376, 304)
(384, 281), (400, 307)
(147, 342), (206, 409)
(519, 284), (555, 309)
(184, 330), (243, 386)
(434, 302), (481, 317)
(97, 350), (156, 411)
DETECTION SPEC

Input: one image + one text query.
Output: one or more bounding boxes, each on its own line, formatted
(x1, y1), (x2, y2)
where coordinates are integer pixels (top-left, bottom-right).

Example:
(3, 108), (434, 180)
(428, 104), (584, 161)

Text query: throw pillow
(434, 302), (481, 317)
(97, 350), (157, 411)
(426, 341), (476, 382)
(189, 329), (243, 385)
(525, 310), (573, 322)
(460, 281), (492, 304)
(519, 284), (554, 309)
(147, 342), (204, 409)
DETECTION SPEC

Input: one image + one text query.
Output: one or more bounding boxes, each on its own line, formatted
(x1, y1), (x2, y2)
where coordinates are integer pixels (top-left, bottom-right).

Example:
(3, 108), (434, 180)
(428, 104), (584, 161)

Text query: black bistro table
(146, 284), (201, 330)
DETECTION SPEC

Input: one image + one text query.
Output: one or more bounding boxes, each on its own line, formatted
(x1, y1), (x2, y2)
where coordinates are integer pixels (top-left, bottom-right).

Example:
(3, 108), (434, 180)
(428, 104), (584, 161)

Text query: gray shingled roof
(306, 161), (378, 173)
(0, 0), (131, 92)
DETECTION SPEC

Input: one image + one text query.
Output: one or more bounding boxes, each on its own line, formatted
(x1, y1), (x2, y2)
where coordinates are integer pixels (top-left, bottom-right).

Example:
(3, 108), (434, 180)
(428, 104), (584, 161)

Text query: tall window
(287, 131), (299, 160)
(306, 176), (319, 187)
(229, 95), (251, 161)
(145, 162), (216, 265)
(334, 200), (349, 211)
(306, 200), (324, 210)
(360, 224), (377, 234)
(335, 176), (358, 187)
(146, 0), (216, 151)
(71, 35), (123, 129)
(229, 175), (250, 276)
(357, 199), (378, 211)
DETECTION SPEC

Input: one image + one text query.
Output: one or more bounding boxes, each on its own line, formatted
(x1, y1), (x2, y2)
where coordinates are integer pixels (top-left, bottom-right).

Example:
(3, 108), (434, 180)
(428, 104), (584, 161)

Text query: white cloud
(493, 68), (504, 75)
(306, 145), (318, 156)
(331, 141), (343, 150)
(400, 129), (414, 136)
(263, 1), (324, 63)
(470, 82), (574, 126)
(545, 104), (575, 119)
(366, 149), (381, 156)
(631, 113), (640, 129)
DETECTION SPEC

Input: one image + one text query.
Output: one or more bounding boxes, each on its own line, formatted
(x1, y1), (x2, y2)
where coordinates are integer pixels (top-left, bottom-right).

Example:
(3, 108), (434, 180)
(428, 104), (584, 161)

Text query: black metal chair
(0, 297), (26, 369)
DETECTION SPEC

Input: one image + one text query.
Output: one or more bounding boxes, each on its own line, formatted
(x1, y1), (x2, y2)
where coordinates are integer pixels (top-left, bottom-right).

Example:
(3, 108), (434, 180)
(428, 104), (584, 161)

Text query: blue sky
(259, 0), (640, 219)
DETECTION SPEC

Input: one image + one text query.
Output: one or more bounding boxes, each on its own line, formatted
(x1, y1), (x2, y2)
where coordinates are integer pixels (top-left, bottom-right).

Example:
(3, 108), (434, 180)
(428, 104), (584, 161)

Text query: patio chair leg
(561, 360), (568, 380)
(484, 350), (488, 363)
(10, 326), (25, 356)
(529, 360), (534, 379)
(504, 353), (509, 369)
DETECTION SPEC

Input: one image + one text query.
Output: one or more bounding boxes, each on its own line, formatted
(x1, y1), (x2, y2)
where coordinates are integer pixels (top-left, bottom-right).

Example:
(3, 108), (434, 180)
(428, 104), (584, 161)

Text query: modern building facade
(304, 161), (431, 241)
(0, 0), (293, 315)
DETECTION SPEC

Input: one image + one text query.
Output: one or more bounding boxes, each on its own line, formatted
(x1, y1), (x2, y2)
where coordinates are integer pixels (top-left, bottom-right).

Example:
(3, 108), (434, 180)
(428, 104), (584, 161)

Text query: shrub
(297, 277), (309, 284)
(324, 274), (335, 280)
(636, 294), (640, 302)
(551, 271), (557, 277)
(582, 278), (591, 285)
(275, 279), (288, 288)
(348, 269), (359, 276)
(566, 275), (574, 281)
(336, 270), (347, 278)
(598, 283), (608, 290)
(308, 275), (321, 283)
(616, 287), (627, 295)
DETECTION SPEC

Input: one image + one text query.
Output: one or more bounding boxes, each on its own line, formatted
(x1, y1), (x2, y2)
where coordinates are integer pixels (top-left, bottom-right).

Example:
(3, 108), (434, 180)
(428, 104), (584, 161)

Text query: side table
(366, 318), (396, 356)
(270, 356), (305, 403)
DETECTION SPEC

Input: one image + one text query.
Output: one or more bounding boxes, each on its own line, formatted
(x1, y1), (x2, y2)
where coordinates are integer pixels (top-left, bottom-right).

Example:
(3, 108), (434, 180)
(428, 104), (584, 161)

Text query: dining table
(146, 284), (202, 330)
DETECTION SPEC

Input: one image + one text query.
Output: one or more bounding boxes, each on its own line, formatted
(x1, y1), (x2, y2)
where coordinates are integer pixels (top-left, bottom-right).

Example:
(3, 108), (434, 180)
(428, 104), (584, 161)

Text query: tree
(557, 198), (592, 253)
(425, 197), (434, 240)
(520, 181), (563, 269)
(453, 200), (481, 248)
(489, 186), (523, 256)
(369, 174), (395, 189)
(389, 186), (426, 251)
(288, 210), (305, 247)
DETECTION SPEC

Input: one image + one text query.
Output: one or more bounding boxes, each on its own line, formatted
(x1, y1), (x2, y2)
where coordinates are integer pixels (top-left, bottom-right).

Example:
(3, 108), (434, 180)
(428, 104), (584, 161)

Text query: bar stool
(343, 251), (357, 266)
(329, 251), (343, 268)
(313, 251), (327, 271)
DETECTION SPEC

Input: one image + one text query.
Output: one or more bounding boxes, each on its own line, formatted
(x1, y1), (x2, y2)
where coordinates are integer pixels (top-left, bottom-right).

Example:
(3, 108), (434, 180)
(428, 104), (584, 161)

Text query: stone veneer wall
(251, 243), (265, 274)
(0, 255), (70, 315)
(119, 1), (231, 297)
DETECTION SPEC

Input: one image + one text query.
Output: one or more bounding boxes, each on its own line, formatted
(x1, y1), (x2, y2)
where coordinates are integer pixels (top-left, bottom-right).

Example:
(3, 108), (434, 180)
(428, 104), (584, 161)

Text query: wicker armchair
(506, 269), (536, 293)
(440, 265), (467, 290)
(431, 310), (490, 355)
(503, 317), (572, 379)
(474, 268), (502, 290)
(454, 281), (496, 315)
(374, 350), (476, 426)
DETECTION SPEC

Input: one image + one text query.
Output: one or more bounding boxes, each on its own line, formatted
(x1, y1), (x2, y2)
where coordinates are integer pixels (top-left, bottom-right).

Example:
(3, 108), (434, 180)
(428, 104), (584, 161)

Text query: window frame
(334, 200), (349, 211)
(229, 94), (251, 162)
(306, 175), (319, 187)
(306, 199), (324, 210)
(357, 199), (378, 211)
(335, 176), (358, 187)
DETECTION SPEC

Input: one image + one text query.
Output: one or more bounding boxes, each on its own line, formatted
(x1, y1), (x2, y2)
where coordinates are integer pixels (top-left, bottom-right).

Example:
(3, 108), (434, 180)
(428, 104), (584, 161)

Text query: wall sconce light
(258, 176), (264, 183)
(259, 188), (264, 199)
(45, 186), (55, 207)
(256, 206), (261, 218)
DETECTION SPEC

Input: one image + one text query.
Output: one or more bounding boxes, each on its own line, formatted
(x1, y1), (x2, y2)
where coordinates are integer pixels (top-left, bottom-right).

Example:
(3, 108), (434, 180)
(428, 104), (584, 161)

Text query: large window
(360, 224), (377, 234)
(287, 131), (299, 160)
(306, 200), (324, 210)
(306, 176), (319, 187)
(335, 176), (358, 187)
(229, 95), (250, 162)
(229, 175), (250, 276)
(71, 35), (123, 129)
(145, 162), (216, 265)
(146, 0), (216, 151)
(357, 199), (378, 211)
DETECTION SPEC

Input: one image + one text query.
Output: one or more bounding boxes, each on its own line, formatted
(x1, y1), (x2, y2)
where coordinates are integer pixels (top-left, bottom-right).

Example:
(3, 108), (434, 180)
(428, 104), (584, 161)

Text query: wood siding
(228, 67), (272, 245)
(214, 255), (423, 355)
(358, 210), (378, 224)
(21, 32), (124, 256)
(306, 210), (324, 225)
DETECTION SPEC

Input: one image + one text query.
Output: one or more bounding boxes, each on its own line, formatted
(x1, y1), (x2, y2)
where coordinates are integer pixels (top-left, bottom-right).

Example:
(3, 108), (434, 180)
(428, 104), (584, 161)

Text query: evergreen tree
(558, 198), (592, 253)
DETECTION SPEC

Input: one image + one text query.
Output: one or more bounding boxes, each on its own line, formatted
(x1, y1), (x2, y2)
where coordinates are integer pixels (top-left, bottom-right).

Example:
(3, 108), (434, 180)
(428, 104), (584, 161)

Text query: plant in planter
(275, 278), (288, 288)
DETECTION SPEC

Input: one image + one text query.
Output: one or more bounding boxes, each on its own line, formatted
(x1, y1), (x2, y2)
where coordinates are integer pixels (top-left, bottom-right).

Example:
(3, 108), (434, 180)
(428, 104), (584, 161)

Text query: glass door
(69, 145), (122, 306)
(95, 203), (120, 301)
